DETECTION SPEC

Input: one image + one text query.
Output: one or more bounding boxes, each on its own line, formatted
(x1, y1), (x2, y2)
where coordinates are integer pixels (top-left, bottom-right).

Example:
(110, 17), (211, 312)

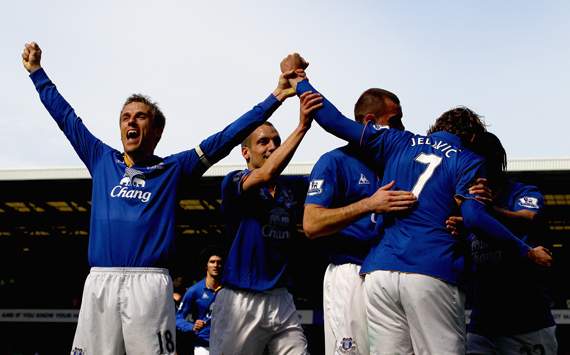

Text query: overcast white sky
(2, 0), (569, 169)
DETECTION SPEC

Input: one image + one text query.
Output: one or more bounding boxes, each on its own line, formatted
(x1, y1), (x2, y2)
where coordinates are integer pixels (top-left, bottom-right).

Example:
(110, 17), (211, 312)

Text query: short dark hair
(122, 94), (166, 130)
(427, 106), (486, 145)
(354, 88), (401, 123)
(241, 121), (275, 148)
(199, 245), (225, 267)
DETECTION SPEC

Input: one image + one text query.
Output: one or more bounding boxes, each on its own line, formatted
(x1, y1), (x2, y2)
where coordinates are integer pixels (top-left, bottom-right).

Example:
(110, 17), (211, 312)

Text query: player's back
(361, 128), (484, 285)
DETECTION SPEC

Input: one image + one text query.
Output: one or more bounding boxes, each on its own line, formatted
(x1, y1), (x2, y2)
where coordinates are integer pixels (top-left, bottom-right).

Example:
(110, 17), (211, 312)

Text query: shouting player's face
(242, 124), (281, 170)
(206, 255), (223, 279)
(120, 102), (162, 162)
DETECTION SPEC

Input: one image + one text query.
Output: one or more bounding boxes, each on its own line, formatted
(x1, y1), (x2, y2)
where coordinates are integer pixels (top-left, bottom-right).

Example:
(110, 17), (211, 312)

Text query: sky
(2, 0), (569, 169)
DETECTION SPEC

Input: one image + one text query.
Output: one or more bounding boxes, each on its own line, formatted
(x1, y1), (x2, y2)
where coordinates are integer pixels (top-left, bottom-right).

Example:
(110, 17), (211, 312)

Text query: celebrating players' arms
(22, 41), (300, 354)
(461, 199), (552, 266)
(241, 91), (320, 191)
(280, 55), (545, 267)
(304, 180), (416, 238)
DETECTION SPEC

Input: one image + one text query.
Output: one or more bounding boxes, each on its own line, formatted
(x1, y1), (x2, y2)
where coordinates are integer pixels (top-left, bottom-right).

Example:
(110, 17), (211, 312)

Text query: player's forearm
(197, 94), (282, 165)
(244, 125), (309, 190)
(303, 199), (371, 239)
(461, 199), (531, 256)
(296, 80), (363, 145)
(31, 69), (82, 132)
(175, 314), (195, 333)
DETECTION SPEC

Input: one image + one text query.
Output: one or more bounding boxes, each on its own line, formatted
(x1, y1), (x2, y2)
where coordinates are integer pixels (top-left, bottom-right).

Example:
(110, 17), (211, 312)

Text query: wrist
(273, 88), (294, 102)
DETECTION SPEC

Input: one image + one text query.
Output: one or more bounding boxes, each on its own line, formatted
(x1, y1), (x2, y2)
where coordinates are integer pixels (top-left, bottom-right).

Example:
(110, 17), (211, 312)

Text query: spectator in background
(176, 247), (224, 355)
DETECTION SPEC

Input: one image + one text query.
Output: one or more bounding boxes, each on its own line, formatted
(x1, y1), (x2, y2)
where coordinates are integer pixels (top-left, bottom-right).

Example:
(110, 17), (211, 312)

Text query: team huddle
(22, 42), (556, 355)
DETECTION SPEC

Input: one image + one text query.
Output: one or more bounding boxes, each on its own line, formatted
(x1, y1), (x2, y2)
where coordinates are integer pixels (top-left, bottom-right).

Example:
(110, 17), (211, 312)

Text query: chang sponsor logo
(262, 207), (291, 240)
(110, 172), (152, 203)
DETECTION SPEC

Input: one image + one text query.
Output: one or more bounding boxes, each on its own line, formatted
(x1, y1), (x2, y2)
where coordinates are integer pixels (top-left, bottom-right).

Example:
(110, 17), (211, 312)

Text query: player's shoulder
(508, 181), (543, 201)
(316, 146), (353, 164)
(223, 169), (248, 184)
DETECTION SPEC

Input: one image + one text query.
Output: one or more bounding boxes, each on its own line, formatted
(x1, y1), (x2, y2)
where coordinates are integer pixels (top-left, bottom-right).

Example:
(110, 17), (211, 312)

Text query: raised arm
(194, 70), (302, 171)
(22, 42), (107, 171)
(280, 53), (364, 145)
(304, 181), (416, 239)
(241, 91), (320, 191)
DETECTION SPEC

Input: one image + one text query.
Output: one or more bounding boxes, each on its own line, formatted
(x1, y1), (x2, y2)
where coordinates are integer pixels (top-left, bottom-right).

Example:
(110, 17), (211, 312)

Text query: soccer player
(21, 41), (301, 355)
(465, 132), (557, 355)
(302, 88), (417, 355)
(281, 53), (552, 354)
(176, 247), (224, 355)
(209, 91), (322, 355)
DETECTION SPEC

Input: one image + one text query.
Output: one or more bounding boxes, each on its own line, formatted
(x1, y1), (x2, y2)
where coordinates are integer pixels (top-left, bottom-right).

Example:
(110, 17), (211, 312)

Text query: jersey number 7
(411, 153), (442, 197)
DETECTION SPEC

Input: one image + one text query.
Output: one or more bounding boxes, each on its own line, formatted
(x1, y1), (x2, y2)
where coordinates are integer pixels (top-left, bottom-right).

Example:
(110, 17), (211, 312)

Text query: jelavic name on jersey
(410, 136), (460, 158)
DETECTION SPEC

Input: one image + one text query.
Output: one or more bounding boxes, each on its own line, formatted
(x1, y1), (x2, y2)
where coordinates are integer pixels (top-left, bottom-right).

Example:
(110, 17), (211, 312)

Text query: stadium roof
(1, 158), (569, 181)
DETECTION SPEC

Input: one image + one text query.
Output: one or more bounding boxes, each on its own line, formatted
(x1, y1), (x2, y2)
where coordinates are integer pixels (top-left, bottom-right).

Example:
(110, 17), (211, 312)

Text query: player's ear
(362, 113), (376, 124)
(241, 146), (250, 162)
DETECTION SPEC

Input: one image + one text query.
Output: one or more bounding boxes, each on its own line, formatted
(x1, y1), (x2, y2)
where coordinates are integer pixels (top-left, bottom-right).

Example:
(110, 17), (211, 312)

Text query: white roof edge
(1, 159), (569, 181)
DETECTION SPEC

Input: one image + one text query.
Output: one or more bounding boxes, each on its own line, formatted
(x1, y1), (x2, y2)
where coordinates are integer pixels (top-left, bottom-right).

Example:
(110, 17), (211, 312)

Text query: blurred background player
(464, 132), (557, 355)
(22, 41), (299, 355)
(176, 247), (224, 355)
(302, 88), (416, 355)
(210, 89), (320, 355)
(282, 52), (553, 354)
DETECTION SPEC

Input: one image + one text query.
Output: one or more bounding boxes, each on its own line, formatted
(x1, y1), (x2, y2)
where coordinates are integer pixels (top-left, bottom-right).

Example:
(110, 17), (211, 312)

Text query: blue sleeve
(30, 69), (110, 172)
(220, 170), (251, 214)
(461, 199), (531, 257)
(305, 154), (338, 206)
(512, 185), (544, 213)
(184, 95), (281, 177)
(296, 80), (365, 145)
(176, 287), (196, 333)
(455, 154), (486, 199)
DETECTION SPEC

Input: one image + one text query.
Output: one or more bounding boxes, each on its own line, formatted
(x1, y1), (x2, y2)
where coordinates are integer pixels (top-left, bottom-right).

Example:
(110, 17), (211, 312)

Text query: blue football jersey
(358, 128), (483, 284)
(468, 182), (554, 335)
(176, 278), (218, 347)
(221, 170), (306, 292)
(31, 69), (281, 267)
(305, 145), (380, 265)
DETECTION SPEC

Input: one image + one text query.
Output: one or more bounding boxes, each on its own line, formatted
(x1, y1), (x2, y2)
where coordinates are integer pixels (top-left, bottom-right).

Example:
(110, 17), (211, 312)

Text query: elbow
(303, 221), (320, 239)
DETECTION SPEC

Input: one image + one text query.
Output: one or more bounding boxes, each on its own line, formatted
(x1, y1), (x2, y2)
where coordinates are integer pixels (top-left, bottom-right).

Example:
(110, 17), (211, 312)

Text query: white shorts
(323, 263), (369, 355)
(71, 267), (176, 355)
(364, 270), (465, 355)
(467, 326), (558, 355)
(209, 287), (308, 355)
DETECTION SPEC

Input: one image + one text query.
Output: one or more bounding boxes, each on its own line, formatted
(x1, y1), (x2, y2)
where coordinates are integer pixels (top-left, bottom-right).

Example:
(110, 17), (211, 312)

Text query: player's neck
(205, 275), (221, 290)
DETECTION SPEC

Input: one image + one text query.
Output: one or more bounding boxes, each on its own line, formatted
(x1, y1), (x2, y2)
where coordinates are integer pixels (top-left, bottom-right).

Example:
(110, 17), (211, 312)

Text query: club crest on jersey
(110, 168), (152, 203)
(519, 196), (539, 209)
(358, 173), (370, 185)
(338, 337), (357, 353)
(307, 179), (324, 196)
(71, 348), (85, 355)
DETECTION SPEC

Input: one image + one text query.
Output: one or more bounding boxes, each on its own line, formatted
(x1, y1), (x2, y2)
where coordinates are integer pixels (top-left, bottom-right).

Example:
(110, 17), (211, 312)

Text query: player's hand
(365, 181), (417, 213)
(273, 70), (306, 101)
(469, 178), (493, 205)
(193, 319), (206, 332)
(280, 53), (309, 73)
(445, 216), (464, 237)
(299, 91), (322, 129)
(22, 42), (42, 73)
(528, 246), (553, 267)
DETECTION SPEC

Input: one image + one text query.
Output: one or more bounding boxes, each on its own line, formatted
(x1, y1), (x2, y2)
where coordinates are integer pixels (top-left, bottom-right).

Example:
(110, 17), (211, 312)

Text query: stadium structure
(1, 159), (569, 354)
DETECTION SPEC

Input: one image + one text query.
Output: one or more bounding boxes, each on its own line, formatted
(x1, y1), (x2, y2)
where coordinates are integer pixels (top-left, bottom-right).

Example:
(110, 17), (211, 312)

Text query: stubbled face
(242, 125), (281, 170)
(206, 255), (223, 279)
(120, 102), (162, 161)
